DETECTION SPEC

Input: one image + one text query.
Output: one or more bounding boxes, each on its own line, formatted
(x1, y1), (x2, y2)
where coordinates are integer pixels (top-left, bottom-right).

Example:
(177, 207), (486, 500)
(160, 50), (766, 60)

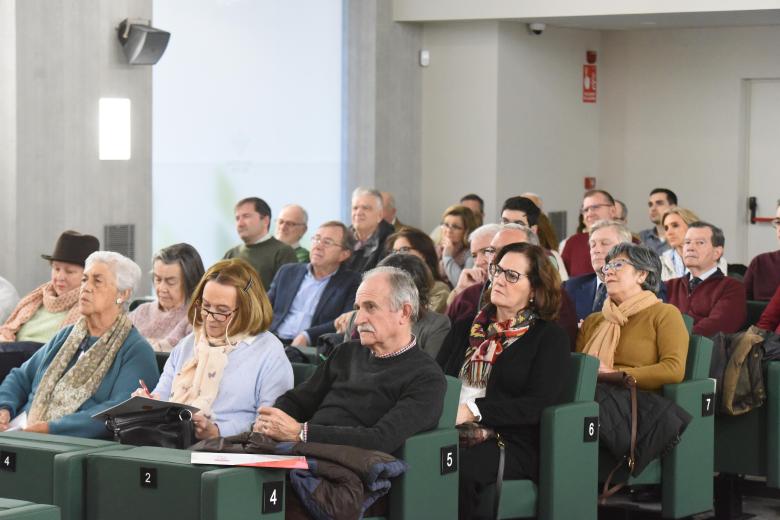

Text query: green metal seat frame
(0, 498), (60, 520)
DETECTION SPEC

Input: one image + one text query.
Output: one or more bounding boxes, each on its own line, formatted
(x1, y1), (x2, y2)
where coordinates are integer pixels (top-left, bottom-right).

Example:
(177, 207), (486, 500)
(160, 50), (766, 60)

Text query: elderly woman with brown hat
(0, 251), (160, 437)
(0, 231), (100, 344)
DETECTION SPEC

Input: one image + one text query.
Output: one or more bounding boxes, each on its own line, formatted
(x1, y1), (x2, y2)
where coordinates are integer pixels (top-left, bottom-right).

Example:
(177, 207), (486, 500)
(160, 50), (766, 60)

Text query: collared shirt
(639, 227), (671, 256)
(669, 248), (686, 278)
(250, 232), (273, 245)
(373, 335), (417, 359)
(275, 265), (336, 340)
(694, 265), (720, 282)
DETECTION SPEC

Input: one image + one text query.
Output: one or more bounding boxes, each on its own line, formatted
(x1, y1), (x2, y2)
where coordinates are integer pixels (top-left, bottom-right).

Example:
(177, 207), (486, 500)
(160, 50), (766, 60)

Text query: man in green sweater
(223, 197), (297, 290)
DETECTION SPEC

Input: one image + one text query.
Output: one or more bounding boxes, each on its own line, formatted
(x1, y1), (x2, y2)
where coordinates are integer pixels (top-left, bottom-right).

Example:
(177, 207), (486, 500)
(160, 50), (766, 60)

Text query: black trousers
(459, 440), (532, 520)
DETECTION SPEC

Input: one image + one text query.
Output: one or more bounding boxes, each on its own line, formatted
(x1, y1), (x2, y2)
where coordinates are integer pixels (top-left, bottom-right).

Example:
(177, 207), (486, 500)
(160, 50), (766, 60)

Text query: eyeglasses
(311, 235), (344, 249)
(581, 203), (613, 215)
(601, 259), (635, 275)
(488, 263), (527, 284)
(392, 246), (414, 254)
(472, 246), (495, 259)
(277, 219), (305, 228)
(199, 302), (237, 323)
(441, 222), (464, 231)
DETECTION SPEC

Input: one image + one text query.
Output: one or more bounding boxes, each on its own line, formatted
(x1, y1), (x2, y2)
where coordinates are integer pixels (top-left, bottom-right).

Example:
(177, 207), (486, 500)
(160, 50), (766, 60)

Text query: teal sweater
(0, 325), (159, 438)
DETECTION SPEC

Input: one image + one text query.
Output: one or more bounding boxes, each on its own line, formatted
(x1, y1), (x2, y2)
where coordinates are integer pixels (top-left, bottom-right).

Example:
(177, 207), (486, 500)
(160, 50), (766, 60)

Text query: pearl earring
(116, 298), (122, 305)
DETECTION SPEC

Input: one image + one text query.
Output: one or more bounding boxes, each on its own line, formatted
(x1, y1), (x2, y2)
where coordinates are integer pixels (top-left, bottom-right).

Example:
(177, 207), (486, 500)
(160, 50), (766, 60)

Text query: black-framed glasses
(601, 259), (635, 275)
(277, 218), (305, 228)
(488, 263), (527, 284)
(199, 302), (237, 323)
(311, 235), (345, 249)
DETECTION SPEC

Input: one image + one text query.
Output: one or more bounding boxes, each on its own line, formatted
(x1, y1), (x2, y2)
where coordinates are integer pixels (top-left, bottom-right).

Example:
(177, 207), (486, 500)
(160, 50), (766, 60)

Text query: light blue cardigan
(153, 331), (294, 436)
(0, 325), (160, 438)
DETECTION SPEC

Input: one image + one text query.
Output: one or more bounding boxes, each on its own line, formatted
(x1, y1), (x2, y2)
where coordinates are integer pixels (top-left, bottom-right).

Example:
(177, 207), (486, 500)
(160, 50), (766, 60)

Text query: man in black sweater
(254, 266), (446, 454)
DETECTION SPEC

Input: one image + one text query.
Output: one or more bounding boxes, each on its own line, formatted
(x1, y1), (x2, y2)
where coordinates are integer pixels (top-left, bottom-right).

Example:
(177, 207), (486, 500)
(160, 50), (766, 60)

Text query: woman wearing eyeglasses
(437, 242), (570, 519)
(135, 258), (293, 442)
(577, 243), (688, 389)
(437, 205), (479, 288)
(385, 227), (451, 313)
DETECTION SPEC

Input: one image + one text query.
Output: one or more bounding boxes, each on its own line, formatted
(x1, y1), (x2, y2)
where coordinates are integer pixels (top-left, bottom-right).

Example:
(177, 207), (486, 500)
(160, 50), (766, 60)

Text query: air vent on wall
(548, 211), (567, 244)
(104, 224), (135, 260)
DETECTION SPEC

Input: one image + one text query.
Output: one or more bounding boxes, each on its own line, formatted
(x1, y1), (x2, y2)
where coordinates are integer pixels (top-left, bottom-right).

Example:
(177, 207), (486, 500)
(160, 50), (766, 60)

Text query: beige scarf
(582, 290), (660, 369)
(27, 313), (133, 423)
(169, 326), (247, 418)
(0, 283), (81, 341)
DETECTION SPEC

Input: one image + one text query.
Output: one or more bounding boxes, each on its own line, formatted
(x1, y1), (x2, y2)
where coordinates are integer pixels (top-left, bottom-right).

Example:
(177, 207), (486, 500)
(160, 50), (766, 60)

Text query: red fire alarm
(584, 177), (596, 190)
(586, 50), (597, 64)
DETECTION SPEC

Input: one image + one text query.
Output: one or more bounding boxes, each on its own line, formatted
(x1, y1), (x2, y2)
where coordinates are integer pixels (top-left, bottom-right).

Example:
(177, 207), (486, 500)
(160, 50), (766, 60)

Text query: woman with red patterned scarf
(437, 242), (571, 520)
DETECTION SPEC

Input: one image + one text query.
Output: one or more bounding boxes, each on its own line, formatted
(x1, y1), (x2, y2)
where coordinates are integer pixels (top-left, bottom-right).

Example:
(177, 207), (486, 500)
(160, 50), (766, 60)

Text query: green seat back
(746, 300), (769, 329)
(0, 498), (60, 519)
(682, 314), (694, 336)
(291, 362), (317, 385)
(685, 334), (713, 381)
(154, 351), (170, 374)
(564, 353), (598, 403)
(436, 376), (461, 429)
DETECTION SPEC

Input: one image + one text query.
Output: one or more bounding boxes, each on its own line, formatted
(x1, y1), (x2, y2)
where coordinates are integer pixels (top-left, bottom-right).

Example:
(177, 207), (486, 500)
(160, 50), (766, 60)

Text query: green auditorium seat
(0, 431), (127, 520)
(744, 299), (769, 330)
(85, 446), (286, 520)
(154, 351), (169, 374)
(599, 334), (715, 519)
(291, 362), (317, 386)
(0, 498), (60, 520)
(475, 352), (600, 520)
(714, 360), (780, 517)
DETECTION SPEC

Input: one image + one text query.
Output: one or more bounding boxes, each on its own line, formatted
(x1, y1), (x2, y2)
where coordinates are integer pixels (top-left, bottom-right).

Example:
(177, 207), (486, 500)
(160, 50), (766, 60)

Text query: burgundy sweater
(561, 232), (594, 277)
(757, 284), (780, 334)
(744, 250), (780, 301)
(665, 272), (747, 337)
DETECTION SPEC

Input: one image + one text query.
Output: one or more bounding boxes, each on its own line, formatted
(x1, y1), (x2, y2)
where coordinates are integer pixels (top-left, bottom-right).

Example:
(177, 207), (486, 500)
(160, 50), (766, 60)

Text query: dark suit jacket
(344, 220), (395, 273)
(564, 273), (669, 323)
(268, 263), (361, 344)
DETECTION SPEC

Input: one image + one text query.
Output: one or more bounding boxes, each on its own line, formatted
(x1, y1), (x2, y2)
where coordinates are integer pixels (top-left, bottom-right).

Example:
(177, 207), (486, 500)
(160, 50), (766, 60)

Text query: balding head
(381, 191), (397, 224)
(275, 204), (308, 246)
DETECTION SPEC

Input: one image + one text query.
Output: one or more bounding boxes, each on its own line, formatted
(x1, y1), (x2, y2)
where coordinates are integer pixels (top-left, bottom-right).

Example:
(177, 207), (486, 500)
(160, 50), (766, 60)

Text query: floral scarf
(27, 313), (133, 423)
(0, 283), (80, 341)
(459, 306), (538, 388)
(169, 326), (248, 418)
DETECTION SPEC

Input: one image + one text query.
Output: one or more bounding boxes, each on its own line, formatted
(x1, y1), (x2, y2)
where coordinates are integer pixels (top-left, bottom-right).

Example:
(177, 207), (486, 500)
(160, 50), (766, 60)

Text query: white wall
(496, 23), (600, 232)
(421, 21), (500, 230)
(2, 0), (153, 295)
(599, 25), (780, 263)
(0, 0), (17, 284)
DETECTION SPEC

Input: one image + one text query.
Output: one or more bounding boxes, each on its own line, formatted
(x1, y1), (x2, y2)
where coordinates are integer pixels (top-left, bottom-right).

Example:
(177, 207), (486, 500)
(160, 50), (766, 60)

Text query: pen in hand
(139, 379), (151, 397)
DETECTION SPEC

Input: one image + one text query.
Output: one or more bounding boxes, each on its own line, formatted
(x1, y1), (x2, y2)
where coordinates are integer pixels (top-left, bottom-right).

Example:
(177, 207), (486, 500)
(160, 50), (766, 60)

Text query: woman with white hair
(0, 251), (160, 438)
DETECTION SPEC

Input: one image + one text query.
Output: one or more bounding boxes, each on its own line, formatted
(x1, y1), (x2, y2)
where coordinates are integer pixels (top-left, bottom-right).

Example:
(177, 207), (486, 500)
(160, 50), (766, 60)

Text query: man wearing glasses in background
(561, 189), (618, 277)
(274, 204), (310, 263)
(744, 204), (780, 301)
(267, 221), (362, 347)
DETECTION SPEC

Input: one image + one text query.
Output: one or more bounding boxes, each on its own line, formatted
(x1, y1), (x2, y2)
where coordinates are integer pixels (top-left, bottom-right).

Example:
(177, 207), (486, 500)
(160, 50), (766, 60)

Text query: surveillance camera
(528, 22), (546, 36)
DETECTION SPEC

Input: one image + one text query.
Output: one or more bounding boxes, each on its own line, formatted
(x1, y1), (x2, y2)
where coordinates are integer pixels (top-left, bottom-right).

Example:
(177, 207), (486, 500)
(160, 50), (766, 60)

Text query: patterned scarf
(458, 306), (538, 388)
(27, 313), (133, 423)
(0, 282), (81, 341)
(169, 326), (247, 418)
(582, 290), (660, 369)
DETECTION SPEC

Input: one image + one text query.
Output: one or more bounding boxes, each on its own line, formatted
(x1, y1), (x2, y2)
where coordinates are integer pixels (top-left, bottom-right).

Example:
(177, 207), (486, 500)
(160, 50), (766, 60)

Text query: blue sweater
(153, 331), (294, 436)
(0, 325), (159, 438)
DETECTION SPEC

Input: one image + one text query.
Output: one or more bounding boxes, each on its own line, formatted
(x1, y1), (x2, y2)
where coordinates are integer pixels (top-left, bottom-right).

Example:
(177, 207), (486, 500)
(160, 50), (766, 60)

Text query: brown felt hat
(41, 230), (100, 267)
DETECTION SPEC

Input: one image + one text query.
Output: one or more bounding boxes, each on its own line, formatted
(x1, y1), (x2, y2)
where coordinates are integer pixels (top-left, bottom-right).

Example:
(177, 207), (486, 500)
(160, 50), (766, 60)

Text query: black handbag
(105, 406), (196, 449)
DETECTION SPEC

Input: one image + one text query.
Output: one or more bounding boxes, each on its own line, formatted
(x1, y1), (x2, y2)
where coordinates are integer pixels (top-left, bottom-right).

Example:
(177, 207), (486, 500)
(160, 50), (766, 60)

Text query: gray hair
(351, 187), (383, 211)
(499, 223), (540, 246)
(689, 221), (725, 248)
(469, 223), (501, 243)
(84, 251), (142, 309)
(362, 266), (419, 322)
(589, 219), (633, 244)
(282, 204), (308, 225)
(605, 243), (661, 293)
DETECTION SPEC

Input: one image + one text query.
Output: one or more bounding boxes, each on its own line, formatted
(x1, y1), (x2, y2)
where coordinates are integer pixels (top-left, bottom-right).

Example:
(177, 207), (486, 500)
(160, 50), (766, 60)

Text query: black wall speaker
(117, 19), (170, 65)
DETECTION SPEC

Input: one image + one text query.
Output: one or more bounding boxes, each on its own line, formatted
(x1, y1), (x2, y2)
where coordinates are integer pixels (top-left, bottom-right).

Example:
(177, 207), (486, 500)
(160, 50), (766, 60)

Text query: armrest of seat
(661, 378), (715, 518)
(767, 361), (780, 487)
(388, 428), (459, 520)
(201, 466), (285, 519)
(538, 401), (599, 520)
(0, 504), (61, 519)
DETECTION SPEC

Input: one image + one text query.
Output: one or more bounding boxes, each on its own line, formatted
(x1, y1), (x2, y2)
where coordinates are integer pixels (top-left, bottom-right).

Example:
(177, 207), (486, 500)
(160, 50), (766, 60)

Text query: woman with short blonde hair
(141, 258), (293, 442)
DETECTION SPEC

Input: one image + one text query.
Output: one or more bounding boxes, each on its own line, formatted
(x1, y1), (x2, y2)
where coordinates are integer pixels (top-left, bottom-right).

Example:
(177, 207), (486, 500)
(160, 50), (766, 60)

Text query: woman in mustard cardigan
(577, 243), (688, 391)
